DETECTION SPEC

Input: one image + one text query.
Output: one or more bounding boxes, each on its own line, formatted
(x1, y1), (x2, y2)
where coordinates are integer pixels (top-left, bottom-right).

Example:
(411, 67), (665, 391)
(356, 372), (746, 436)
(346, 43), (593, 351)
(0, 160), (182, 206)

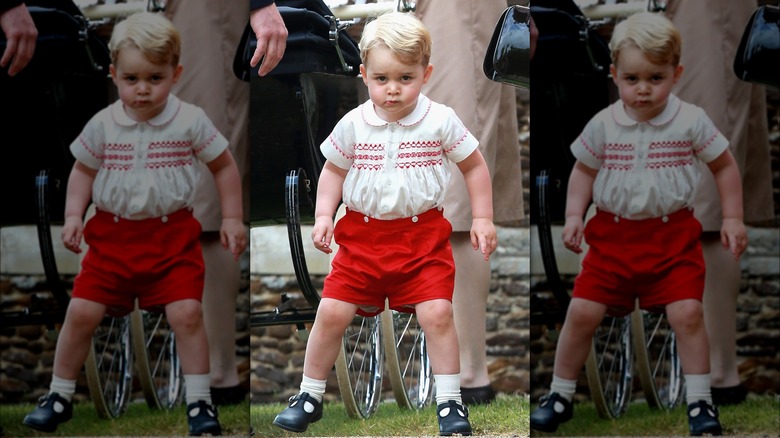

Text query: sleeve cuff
(250, 0), (275, 10)
(1, 0), (25, 13)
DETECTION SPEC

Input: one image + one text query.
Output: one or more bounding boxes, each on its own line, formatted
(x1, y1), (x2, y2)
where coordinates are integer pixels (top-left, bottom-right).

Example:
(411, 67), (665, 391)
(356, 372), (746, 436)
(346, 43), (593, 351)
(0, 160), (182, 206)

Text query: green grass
(529, 395), (780, 437)
(252, 394), (529, 437)
(0, 400), (249, 437)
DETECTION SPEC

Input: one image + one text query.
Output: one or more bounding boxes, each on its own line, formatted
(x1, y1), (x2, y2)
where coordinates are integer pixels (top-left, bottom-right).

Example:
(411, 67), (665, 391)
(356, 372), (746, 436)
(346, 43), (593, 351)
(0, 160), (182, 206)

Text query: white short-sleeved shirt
(71, 94), (228, 219)
(571, 94), (729, 219)
(321, 94), (480, 219)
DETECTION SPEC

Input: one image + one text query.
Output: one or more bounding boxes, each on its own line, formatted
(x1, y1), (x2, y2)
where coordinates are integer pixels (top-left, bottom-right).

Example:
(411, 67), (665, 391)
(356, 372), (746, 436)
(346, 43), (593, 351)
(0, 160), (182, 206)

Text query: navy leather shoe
(23, 393), (73, 432)
(187, 400), (221, 436)
(530, 392), (573, 433)
(688, 400), (722, 436)
(437, 400), (472, 436)
(272, 392), (323, 433)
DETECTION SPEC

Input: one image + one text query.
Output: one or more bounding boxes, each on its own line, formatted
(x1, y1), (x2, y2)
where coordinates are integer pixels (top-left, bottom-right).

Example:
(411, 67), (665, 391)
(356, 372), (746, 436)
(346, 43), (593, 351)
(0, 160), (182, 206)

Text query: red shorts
(573, 208), (704, 316)
(322, 208), (456, 317)
(72, 208), (204, 317)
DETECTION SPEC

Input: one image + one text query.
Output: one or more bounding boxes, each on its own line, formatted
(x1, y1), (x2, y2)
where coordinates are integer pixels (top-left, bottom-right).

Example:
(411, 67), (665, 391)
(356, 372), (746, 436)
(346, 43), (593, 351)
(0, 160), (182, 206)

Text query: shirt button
(113, 216), (119, 223)
(162, 216), (168, 223)
(662, 216), (669, 223)
(386, 178), (392, 185)
(412, 216), (418, 223)
(614, 216), (619, 223)
(363, 216), (369, 223)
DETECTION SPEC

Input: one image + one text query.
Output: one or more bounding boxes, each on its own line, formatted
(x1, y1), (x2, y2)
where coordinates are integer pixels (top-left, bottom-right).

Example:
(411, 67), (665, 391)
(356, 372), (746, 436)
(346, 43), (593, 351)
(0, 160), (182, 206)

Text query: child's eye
(402, 75), (412, 81)
(375, 76), (387, 82)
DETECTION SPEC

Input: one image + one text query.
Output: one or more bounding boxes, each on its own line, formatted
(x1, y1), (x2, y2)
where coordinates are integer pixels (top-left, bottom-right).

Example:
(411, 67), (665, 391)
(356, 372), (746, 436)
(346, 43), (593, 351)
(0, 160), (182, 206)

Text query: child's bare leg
(52, 298), (107, 380)
(273, 298), (356, 433)
(416, 298), (472, 435)
(166, 299), (210, 375)
(302, 298), (359, 380)
(23, 298), (106, 432)
(666, 299), (710, 375)
(553, 298), (608, 380)
(530, 298), (606, 433)
(666, 298), (721, 435)
(166, 298), (222, 436)
(166, 299), (210, 404)
(415, 299), (460, 375)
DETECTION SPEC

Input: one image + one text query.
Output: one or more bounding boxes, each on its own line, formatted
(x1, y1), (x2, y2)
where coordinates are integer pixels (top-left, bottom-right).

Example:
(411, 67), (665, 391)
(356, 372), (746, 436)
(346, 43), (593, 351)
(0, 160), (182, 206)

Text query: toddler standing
(22, 12), (246, 436)
(529, 12), (746, 437)
(272, 12), (497, 437)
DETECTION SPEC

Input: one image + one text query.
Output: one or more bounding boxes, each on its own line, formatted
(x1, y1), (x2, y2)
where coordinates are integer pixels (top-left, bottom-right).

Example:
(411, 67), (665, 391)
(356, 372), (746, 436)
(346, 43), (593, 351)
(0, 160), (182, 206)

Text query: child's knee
(667, 299), (704, 330)
(416, 300), (454, 332)
(65, 299), (106, 330)
(165, 299), (204, 330)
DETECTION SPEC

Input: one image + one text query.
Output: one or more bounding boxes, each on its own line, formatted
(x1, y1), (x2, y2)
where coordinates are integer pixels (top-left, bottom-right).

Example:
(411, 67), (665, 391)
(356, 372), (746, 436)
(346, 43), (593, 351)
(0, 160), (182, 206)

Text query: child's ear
(172, 64), (184, 83)
(423, 63), (433, 83)
(360, 64), (368, 85)
(673, 64), (684, 82)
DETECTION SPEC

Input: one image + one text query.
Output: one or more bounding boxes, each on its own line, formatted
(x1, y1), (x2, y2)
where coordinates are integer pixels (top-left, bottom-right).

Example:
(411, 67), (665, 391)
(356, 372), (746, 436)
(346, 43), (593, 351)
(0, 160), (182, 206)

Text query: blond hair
(359, 12), (432, 66)
(609, 12), (681, 66)
(109, 12), (181, 66)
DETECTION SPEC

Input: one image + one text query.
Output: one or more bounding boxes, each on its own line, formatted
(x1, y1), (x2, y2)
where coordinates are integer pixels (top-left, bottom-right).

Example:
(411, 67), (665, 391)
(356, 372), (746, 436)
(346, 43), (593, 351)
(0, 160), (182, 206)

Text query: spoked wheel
(85, 314), (133, 418)
(335, 314), (384, 418)
(585, 314), (633, 419)
(381, 308), (433, 410)
(631, 308), (683, 410)
(131, 308), (183, 409)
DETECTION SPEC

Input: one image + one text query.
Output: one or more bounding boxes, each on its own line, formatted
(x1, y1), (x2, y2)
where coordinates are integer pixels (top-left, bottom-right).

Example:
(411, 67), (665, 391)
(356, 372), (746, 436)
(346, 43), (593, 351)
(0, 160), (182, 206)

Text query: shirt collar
(110, 94), (181, 127)
(360, 94), (432, 127)
(611, 93), (682, 127)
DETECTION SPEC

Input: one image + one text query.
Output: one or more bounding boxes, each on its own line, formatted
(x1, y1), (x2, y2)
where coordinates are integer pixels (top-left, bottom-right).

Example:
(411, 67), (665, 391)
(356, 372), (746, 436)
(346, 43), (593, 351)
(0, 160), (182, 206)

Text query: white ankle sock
(49, 375), (76, 402)
(184, 374), (212, 405)
(434, 374), (462, 405)
(300, 375), (327, 403)
(550, 375), (577, 402)
(685, 374), (712, 405)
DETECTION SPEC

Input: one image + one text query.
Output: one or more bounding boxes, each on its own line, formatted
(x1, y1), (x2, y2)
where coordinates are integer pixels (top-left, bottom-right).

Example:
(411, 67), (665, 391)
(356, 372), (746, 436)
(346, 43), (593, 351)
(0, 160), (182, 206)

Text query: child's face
(610, 45), (683, 122)
(109, 46), (182, 122)
(359, 45), (433, 123)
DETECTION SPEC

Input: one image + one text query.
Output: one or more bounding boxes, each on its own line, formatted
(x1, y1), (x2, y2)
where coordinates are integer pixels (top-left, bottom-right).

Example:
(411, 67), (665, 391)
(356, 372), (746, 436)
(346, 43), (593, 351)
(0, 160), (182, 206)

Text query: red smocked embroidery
(146, 140), (194, 169)
(602, 143), (633, 171)
(646, 140), (694, 170)
(101, 143), (134, 171)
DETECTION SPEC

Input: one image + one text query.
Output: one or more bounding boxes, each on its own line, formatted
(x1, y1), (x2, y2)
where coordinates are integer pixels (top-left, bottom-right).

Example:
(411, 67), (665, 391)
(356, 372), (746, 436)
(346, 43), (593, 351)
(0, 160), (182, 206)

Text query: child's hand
(220, 218), (247, 260)
(562, 215), (584, 254)
(61, 216), (84, 254)
(311, 216), (335, 254)
(470, 218), (497, 261)
(721, 217), (747, 260)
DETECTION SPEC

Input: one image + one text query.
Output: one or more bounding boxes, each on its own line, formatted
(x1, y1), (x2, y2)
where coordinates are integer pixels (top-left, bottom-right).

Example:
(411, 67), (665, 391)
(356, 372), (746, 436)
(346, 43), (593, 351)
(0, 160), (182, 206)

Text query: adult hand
(249, 2), (287, 76)
(1, 3), (37, 76)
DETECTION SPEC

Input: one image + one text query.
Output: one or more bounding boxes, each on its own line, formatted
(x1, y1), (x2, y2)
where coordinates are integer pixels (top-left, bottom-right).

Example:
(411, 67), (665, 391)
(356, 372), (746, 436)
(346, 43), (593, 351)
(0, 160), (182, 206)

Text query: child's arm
(706, 149), (748, 259)
(206, 149), (247, 260)
(456, 149), (496, 261)
(311, 160), (347, 254)
(562, 161), (597, 254)
(61, 161), (97, 254)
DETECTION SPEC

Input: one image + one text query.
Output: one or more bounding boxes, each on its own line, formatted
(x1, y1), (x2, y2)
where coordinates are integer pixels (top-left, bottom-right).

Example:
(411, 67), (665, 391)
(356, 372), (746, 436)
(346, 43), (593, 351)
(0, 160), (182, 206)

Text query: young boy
(272, 12), (497, 437)
(530, 12), (746, 437)
(22, 12), (246, 436)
